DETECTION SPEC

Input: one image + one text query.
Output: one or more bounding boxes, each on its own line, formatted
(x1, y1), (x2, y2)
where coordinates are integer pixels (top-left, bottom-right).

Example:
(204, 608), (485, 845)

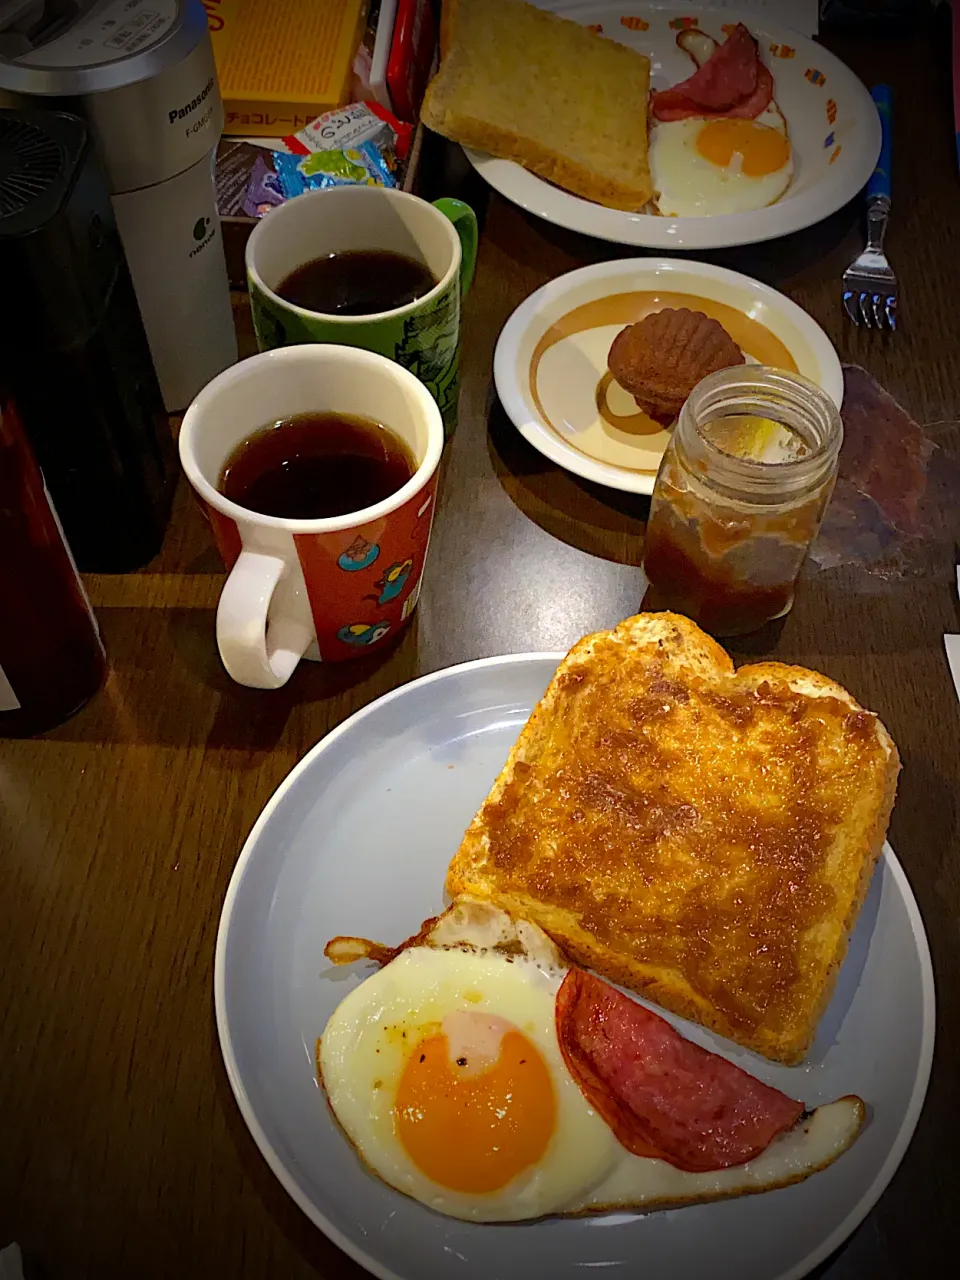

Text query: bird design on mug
(338, 535), (381, 572)
(338, 621), (391, 647)
(364, 559), (414, 605)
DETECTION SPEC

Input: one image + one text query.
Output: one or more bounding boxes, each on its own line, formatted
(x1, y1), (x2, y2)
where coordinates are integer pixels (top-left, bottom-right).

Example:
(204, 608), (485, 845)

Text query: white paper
(650, 1), (819, 37)
(0, 662), (20, 713)
(0, 1243), (25, 1280)
(944, 635), (960, 705)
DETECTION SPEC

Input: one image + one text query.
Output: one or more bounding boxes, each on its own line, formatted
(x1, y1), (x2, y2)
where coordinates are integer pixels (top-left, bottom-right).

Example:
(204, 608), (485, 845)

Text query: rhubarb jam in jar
(642, 367), (843, 637)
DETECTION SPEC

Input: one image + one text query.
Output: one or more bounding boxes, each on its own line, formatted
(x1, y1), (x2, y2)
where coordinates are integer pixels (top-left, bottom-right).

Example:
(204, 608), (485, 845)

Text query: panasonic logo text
(169, 77), (215, 125)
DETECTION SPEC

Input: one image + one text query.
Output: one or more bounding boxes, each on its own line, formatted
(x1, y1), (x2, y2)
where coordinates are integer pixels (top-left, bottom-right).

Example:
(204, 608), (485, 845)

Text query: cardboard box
(206, 0), (368, 137)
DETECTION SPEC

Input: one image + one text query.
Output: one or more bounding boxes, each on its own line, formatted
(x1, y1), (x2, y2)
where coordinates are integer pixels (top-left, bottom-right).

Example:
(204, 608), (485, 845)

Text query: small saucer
(494, 258), (843, 496)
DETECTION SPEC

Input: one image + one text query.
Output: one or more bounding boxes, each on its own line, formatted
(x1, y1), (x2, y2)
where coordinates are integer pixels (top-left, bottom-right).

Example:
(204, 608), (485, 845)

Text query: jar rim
(677, 366), (843, 497)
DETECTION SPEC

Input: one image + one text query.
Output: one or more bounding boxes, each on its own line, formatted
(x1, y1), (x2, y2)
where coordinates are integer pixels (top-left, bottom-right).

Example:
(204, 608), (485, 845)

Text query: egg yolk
(696, 119), (791, 176)
(395, 1028), (556, 1193)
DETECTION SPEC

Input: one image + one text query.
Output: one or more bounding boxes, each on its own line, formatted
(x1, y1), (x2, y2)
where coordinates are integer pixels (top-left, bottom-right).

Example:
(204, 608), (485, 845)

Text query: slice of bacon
(556, 970), (805, 1173)
(668, 23), (759, 109)
(652, 63), (774, 122)
(651, 23), (774, 122)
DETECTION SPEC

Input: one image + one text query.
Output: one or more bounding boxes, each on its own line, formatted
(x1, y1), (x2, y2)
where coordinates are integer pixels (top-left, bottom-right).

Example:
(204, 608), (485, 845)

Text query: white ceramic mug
(179, 345), (444, 689)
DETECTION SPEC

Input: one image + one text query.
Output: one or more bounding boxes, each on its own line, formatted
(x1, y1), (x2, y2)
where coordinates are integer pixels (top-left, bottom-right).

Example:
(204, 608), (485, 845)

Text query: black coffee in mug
(218, 413), (416, 520)
(275, 250), (437, 317)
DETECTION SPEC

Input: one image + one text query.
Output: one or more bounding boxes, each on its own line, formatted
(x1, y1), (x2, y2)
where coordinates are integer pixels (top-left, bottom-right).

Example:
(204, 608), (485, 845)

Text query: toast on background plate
(420, 0), (654, 212)
(447, 613), (899, 1064)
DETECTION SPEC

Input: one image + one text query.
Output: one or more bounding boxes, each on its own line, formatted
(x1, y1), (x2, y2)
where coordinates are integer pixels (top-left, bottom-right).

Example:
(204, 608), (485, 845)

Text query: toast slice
(447, 613), (899, 1064)
(420, 0), (654, 212)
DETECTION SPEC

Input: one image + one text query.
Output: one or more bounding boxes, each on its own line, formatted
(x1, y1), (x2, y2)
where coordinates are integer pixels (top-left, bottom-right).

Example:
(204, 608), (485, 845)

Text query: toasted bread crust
(421, 114), (655, 213)
(421, 0), (654, 212)
(447, 614), (899, 1064)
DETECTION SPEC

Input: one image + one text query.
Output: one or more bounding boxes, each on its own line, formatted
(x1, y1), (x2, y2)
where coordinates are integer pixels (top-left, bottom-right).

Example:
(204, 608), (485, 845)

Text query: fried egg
(320, 935), (619, 1220)
(651, 105), (794, 218)
(319, 901), (863, 1222)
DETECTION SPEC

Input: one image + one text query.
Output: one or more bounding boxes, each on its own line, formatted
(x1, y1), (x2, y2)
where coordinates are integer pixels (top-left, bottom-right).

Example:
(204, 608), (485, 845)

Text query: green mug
(245, 186), (478, 438)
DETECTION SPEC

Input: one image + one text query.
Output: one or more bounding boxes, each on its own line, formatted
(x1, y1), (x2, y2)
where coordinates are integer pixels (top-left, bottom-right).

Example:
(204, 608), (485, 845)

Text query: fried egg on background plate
(650, 103), (794, 218)
(319, 900), (863, 1222)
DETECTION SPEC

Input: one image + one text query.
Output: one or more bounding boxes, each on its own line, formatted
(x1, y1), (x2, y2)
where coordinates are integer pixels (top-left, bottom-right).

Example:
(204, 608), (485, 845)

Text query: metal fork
(843, 85), (897, 330)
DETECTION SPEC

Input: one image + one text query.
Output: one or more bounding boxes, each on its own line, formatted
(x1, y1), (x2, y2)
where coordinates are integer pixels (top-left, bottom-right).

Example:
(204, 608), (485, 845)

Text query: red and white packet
(283, 101), (412, 161)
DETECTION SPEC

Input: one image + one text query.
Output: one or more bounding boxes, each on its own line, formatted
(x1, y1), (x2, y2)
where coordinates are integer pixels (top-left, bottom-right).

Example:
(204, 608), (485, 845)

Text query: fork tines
(842, 288), (897, 330)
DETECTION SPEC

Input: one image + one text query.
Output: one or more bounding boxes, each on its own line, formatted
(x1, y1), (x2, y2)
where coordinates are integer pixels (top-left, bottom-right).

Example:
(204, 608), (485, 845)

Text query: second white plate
(464, 3), (880, 249)
(494, 257), (843, 494)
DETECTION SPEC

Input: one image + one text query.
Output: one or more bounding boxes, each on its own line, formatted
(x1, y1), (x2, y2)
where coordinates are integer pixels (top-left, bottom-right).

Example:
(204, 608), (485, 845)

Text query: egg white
(319, 946), (620, 1221)
(651, 105), (794, 218)
(569, 1098), (863, 1212)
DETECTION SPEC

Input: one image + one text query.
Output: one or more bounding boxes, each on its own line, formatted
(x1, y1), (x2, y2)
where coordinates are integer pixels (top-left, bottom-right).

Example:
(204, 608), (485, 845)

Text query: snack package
(242, 154), (285, 218)
(216, 141), (267, 217)
(216, 141), (285, 220)
(283, 100), (411, 160)
(273, 140), (397, 198)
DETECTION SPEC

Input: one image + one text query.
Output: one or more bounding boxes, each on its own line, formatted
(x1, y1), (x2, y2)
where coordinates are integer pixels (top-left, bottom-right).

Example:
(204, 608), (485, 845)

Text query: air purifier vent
(0, 118), (62, 218)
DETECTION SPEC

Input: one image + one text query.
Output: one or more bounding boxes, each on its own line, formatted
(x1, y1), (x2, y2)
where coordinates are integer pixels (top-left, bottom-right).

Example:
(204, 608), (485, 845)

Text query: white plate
(464, 3), (880, 249)
(495, 257), (843, 494)
(216, 654), (934, 1280)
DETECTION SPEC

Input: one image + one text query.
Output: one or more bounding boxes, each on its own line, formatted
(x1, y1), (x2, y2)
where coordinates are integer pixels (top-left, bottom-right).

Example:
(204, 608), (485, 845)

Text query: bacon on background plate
(651, 23), (774, 122)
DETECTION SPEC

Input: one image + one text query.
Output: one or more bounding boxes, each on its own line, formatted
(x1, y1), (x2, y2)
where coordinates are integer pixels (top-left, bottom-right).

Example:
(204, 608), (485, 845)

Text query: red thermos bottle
(0, 394), (106, 736)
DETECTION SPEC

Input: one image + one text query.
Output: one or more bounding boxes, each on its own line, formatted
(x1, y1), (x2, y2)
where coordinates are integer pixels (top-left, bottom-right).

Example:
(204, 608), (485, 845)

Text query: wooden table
(2, 19), (958, 1280)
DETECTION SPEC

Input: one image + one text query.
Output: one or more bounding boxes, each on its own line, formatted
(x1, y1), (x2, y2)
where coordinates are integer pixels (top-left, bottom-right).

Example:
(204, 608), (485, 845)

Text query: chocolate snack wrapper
(241, 154), (285, 218)
(216, 141), (285, 220)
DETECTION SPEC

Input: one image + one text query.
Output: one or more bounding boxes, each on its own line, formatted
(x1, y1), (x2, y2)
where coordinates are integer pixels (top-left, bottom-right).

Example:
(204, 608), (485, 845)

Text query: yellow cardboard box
(205, 0), (368, 136)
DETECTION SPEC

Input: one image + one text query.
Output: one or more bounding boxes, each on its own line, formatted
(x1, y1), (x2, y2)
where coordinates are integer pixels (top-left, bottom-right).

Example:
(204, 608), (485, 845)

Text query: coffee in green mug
(245, 187), (478, 438)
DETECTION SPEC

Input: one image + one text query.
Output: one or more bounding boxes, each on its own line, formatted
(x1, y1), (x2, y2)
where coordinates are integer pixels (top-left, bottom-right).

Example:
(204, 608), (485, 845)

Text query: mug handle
(216, 550), (313, 689)
(433, 198), (478, 298)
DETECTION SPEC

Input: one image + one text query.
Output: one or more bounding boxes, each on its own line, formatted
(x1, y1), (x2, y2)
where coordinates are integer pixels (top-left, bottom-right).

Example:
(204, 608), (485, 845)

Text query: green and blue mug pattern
(245, 186), (478, 438)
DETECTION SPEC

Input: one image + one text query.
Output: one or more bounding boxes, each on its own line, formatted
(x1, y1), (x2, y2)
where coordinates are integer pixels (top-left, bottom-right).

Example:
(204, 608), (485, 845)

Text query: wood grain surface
(2, 18), (958, 1280)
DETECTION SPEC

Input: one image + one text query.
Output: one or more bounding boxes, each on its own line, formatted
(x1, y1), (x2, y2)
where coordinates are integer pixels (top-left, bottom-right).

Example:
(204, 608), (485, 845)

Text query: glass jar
(642, 367), (843, 637)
